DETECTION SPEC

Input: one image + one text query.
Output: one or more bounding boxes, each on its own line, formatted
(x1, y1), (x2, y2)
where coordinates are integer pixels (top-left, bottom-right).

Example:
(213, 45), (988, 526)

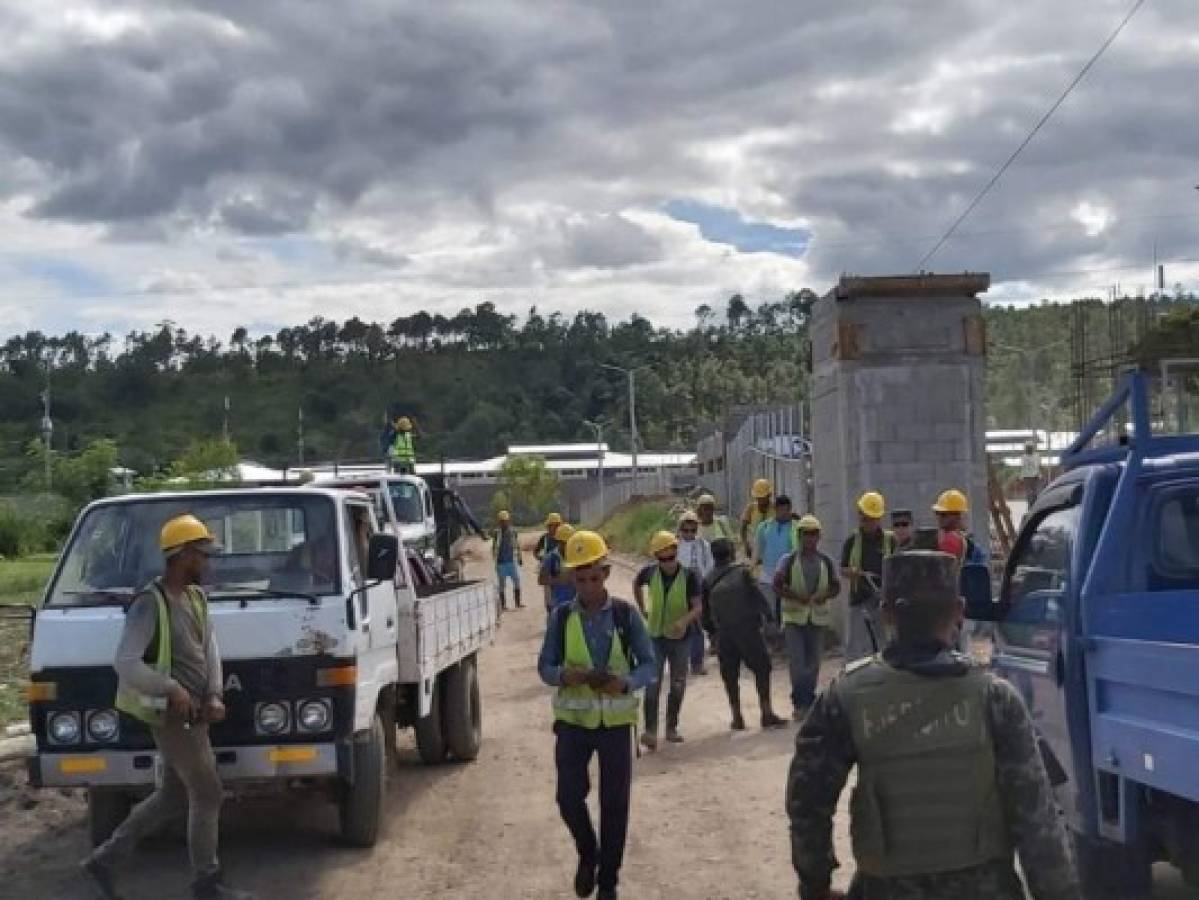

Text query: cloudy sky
(1, 0), (1195, 338)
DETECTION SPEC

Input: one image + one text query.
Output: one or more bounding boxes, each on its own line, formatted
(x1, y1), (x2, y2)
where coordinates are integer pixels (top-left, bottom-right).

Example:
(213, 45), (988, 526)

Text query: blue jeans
(784, 623), (824, 710)
(496, 560), (520, 604)
(644, 637), (689, 735)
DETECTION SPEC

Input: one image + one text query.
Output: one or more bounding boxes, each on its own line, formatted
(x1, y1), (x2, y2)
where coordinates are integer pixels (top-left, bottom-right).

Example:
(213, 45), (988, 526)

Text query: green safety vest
(834, 659), (1009, 878)
(783, 552), (832, 626)
(552, 610), (638, 729)
(114, 583), (208, 727)
(848, 529), (896, 570)
(390, 431), (415, 463)
(647, 568), (690, 638)
(698, 516), (733, 544)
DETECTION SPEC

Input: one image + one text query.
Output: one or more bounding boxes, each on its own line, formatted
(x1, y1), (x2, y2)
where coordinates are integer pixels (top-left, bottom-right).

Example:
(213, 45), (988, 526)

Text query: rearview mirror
(367, 533), (400, 582)
(961, 564), (999, 621)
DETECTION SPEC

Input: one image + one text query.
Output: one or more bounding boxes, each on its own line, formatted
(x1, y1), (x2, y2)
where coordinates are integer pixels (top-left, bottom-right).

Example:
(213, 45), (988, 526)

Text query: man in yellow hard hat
(933, 489), (988, 657)
(695, 493), (735, 546)
(83, 515), (255, 900)
(840, 491), (896, 663)
(387, 415), (417, 474)
(538, 530), (656, 900)
(535, 512), (564, 562)
(490, 510), (523, 612)
(741, 478), (774, 563)
(633, 530), (702, 748)
(774, 515), (841, 720)
(538, 523), (577, 618)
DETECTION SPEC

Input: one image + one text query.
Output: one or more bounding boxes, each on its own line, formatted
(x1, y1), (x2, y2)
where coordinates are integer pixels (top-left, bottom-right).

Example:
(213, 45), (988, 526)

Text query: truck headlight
(48, 711), (81, 745)
(296, 699), (331, 733)
(255, 702), (290, 736)
(86, 709), (120, 743)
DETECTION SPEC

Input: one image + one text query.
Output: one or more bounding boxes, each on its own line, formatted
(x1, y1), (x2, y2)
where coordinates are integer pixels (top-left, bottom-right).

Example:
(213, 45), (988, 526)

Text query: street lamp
(583, 419), (607, 522)
(600, 363), (642, 484)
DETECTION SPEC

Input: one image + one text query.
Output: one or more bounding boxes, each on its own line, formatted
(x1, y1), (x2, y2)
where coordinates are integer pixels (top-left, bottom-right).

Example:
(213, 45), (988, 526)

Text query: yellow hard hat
(678, 510), (699, 526)
(797, 514), (822, 532)
(564, 530), (609, 568)
(857, 491), (885, 519)
(396, 416), (413, 431)
(933, 489), (969, 514)
(497, 510), (511, 522)
(696, 493), (717, 507)
(555, 523), (576, 544)
(545, 512), (563, 527)
(160, 514), (217, 555)
(752, 478), (772, 499)
(648, 530), (679, 556)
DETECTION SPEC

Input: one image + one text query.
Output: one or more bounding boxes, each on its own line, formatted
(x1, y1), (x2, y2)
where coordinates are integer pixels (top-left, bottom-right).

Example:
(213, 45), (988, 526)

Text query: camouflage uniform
(785, 552), (1081, 900)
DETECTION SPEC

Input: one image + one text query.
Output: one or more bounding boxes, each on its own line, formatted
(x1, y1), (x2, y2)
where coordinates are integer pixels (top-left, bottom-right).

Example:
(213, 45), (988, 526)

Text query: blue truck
(968, 371), (1199, 896)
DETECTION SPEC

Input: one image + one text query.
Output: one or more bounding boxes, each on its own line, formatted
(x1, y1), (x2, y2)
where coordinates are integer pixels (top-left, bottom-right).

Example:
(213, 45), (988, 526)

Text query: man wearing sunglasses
(83, 515), (254, 900)
(538, 530), (656, 900)
(891, 510), (914, 551)
(633, 531), (702, 748)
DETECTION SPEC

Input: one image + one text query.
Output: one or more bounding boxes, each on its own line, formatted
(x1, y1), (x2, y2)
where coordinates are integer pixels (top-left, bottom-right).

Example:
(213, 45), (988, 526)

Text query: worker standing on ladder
(538, 530), (656, 900)
(387, 416), (417, 474)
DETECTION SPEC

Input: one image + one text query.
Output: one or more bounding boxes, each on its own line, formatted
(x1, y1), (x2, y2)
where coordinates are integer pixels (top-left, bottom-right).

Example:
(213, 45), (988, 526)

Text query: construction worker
(387, 415), (417, 474)
(774, 515), (841, 720)
(82, 515), (254, 900)
(539, 523), (577, 617)
(740, 478), (774, 564)
(933, 489), (987, 566)
(786, 551), (1081, 900)
(537, 530), (656, 900)
(754, 494), (799, 639)
(695, 493), (735, 546)
(840, 492), (895, 663)
(891, 508), (914, 551)
(536, 512), (564, 562)
(491, 510), (523, 611)
(633, 530), (702, 748)
(676, 510), (713, 676)
(702, 538), (785, 730)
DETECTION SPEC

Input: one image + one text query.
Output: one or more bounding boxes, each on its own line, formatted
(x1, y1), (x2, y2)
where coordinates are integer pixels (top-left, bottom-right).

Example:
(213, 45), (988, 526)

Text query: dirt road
(0, 548), (1190, 898)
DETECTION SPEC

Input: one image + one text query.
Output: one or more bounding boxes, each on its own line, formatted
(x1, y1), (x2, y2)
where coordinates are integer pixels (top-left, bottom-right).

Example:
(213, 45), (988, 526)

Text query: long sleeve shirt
(677, 536), (714, 580)
(114, 582), (222, 702)
(537, 597), (657, 692)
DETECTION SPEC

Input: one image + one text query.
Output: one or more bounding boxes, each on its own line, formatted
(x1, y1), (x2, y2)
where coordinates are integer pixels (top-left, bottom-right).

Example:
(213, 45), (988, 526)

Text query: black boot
(574, 857), (597, 897)
(515, 588), (523, 609)
(80, 857), (124, 900)
(192, 871), (256, 900)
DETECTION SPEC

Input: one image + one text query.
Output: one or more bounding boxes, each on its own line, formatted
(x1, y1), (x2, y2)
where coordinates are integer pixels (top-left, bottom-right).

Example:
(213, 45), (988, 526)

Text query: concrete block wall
(810, 274), (990, 637)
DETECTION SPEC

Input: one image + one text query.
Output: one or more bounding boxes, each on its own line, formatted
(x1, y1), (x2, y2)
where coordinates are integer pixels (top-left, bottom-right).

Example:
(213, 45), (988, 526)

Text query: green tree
(496, 455), (560, 524)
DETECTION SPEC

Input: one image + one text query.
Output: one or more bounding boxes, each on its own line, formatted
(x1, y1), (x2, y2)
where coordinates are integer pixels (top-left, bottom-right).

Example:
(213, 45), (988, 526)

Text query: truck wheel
(338, 714), (385, 848)
(413, 677), (448, 764)
(443, 656), (483, 761)
(87, 788), (133, 847)
(1073, 831), (1151, 899)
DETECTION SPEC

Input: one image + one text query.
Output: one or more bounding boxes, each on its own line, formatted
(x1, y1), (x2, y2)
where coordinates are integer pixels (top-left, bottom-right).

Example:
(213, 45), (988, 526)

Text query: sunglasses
(575, 572), (605, 584)
(893, 521), (912, 528)
(656, 553), (678, 563)
(680, 527), (698, 534)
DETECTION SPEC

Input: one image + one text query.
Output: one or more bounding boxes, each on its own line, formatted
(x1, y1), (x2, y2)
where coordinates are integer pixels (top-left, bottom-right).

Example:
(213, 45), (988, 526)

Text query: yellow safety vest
(849, 530), (896, 573)
(552, 611), (638, 729)
(698, 516), (734, 544)
(115, 583), (207, 727)
(784, 552), (832, 627)
(390, 431), (415, 463)
(647, 568), (690, 638)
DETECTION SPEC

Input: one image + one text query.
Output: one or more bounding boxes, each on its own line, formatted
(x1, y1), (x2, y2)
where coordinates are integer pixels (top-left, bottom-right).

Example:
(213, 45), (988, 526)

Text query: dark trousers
(717, 625), (772, 712)
(644, 636), (689, 734)
(784, 622), (824, 709)
(554, 723), (633, 892)
(688, 622), (705, 671)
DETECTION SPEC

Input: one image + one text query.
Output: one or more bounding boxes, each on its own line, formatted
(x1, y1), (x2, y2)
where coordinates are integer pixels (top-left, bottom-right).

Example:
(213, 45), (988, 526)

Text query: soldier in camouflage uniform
(785, 551), (1081, 900)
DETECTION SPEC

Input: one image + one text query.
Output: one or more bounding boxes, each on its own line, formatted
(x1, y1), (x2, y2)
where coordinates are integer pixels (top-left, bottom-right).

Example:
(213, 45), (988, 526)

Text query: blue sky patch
(664, 200), (809, 258)
(17, 257), (113, 297)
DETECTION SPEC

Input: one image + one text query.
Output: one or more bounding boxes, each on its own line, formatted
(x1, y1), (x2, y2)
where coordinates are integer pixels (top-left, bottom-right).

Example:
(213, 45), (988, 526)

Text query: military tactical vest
(834, 658), (1009, 877)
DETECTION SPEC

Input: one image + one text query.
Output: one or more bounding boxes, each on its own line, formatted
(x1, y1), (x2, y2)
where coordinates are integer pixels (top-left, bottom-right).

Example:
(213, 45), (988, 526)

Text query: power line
(915, 0), (1150, 271)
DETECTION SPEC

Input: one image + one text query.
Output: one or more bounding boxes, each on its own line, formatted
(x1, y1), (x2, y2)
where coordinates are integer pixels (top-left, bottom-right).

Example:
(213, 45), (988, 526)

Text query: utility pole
(297, 406), (306, 465)
(601, 363), (640, 484)
(584, 419), (606, 522)
(39, 379), (53, 490)
(222, 395), (231, 443)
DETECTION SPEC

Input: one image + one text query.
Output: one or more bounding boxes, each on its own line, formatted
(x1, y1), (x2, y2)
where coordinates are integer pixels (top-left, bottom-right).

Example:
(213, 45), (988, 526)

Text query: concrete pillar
(810, 273), (990, 638)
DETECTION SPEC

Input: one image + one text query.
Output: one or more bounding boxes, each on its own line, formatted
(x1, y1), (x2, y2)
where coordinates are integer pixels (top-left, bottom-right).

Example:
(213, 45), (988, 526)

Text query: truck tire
(1074, 831), (1151, 899)
(338, 714), (385, 848)
(413, 677), (448, 764)
(443, 655), (483, 761)
(87, 788), (132, 847)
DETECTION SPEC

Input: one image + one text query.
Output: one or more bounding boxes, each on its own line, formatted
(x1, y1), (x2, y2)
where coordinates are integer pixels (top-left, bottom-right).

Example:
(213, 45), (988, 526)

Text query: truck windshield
(388, 482), (424, 524)
(46, 495), (341, 607)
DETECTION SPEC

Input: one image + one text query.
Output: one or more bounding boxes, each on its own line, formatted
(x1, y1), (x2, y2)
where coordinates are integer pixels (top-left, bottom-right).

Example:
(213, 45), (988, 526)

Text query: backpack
(554, 599), (637, 667)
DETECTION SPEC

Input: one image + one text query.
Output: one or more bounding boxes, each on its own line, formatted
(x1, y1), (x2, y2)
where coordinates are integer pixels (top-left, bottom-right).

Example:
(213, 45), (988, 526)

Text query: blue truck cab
(983, 372), (1199, 896)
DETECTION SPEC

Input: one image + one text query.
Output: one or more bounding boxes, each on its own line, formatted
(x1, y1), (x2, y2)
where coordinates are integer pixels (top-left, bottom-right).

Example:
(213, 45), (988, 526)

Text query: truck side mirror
(961, 564), (999, 621)
(367, 533), (400, 582)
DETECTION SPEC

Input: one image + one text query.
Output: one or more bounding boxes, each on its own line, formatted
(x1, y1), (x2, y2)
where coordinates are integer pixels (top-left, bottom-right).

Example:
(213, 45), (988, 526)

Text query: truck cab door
(993, 499), (1082, 804)
(345, 503), (398, 653)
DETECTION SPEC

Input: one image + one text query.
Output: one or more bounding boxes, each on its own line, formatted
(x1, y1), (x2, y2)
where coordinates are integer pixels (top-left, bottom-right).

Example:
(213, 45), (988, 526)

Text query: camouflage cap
(883, 550), (959, 606)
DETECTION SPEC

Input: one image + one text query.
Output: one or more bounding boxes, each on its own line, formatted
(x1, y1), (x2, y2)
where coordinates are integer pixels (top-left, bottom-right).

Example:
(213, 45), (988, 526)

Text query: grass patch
(598, 498), (679, 557)
(0, 554), (55, 726)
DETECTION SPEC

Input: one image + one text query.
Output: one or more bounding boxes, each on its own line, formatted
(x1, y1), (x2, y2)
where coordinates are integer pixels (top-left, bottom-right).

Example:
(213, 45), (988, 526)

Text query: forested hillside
(0, 292), (1195, 490)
